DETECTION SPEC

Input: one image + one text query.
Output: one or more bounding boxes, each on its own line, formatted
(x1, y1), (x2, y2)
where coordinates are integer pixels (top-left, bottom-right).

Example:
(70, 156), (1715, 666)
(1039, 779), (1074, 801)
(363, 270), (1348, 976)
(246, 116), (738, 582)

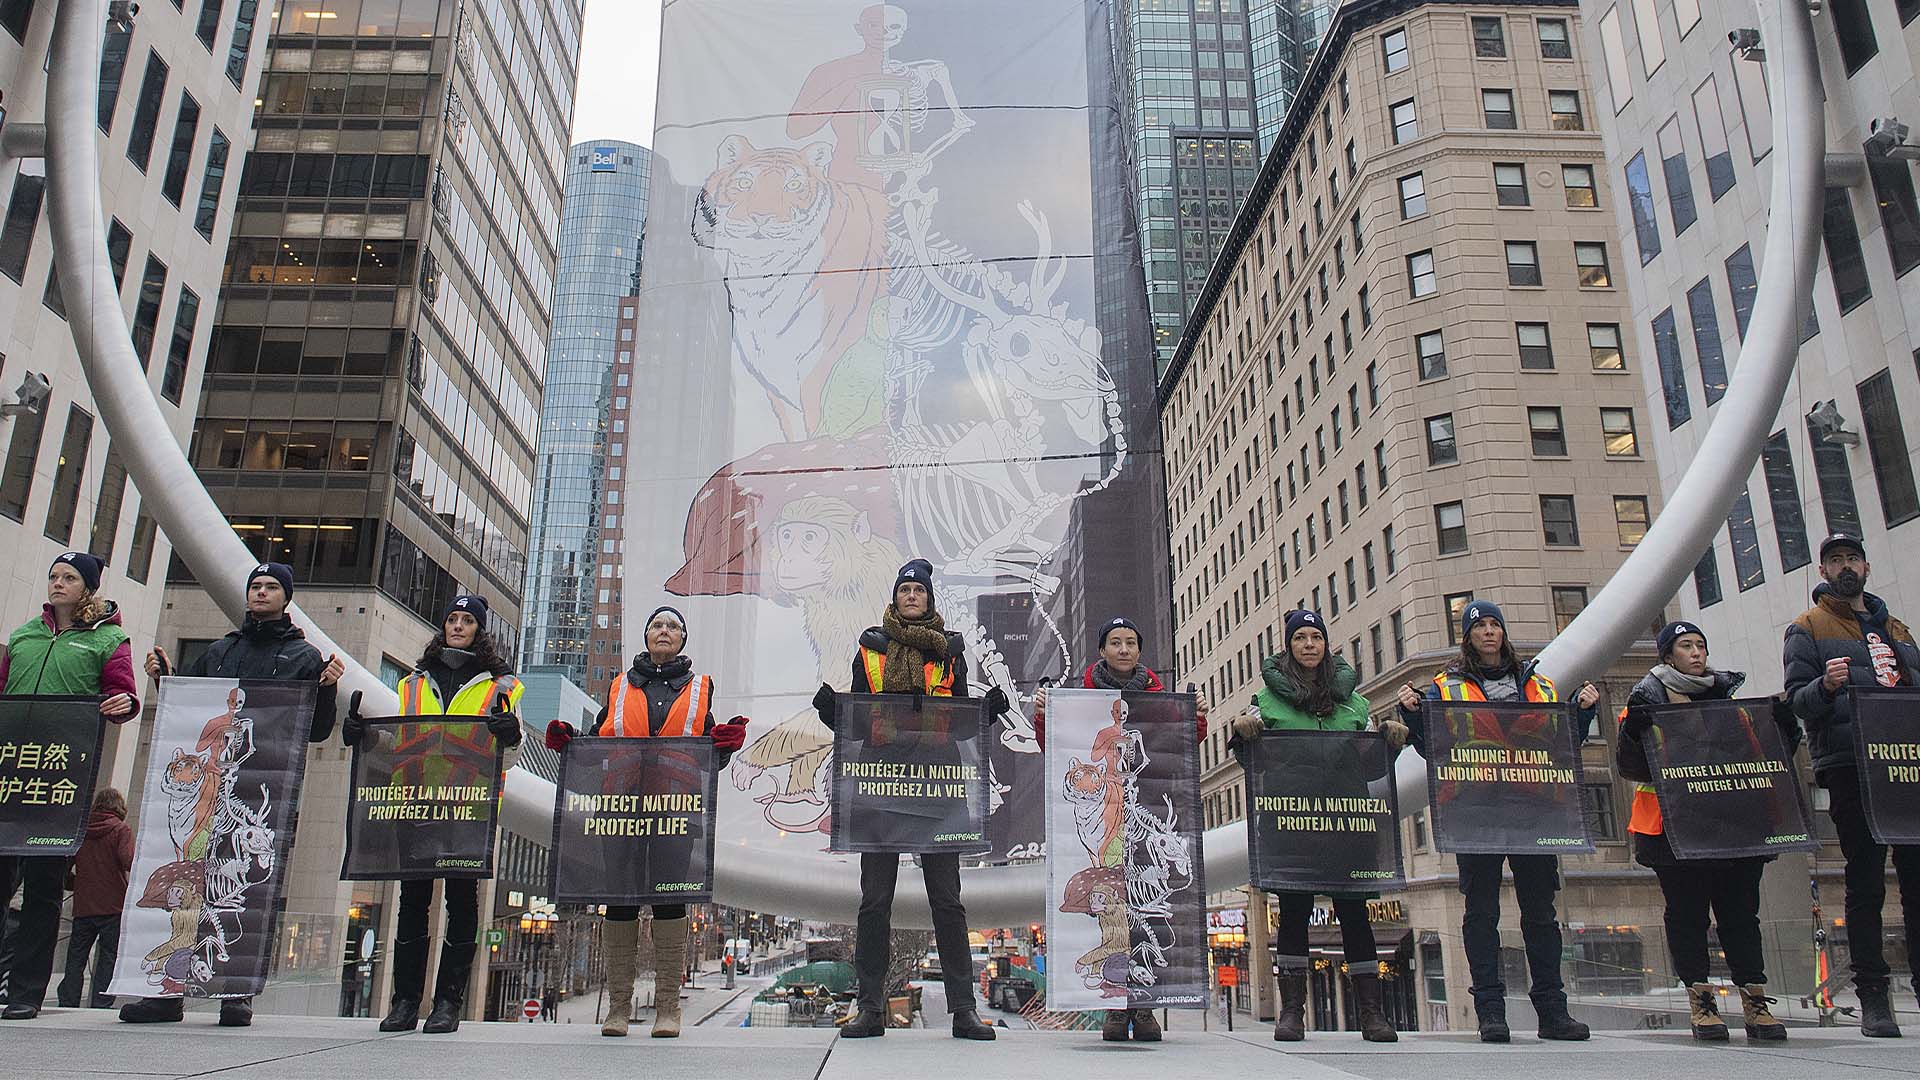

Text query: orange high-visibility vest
(1432, 670), (1557, 704)
(859, 646), (955, 696)
(605, 674), (713, 738)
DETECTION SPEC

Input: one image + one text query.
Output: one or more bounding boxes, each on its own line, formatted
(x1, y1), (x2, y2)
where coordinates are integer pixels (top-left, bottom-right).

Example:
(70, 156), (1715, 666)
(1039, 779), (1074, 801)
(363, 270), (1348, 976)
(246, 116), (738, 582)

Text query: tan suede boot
(650, 916), (688, 1037)
(600, 919), (639, 1037)
(1688, 982), (1729, 1042)
(1739, 984), (1786, 1041)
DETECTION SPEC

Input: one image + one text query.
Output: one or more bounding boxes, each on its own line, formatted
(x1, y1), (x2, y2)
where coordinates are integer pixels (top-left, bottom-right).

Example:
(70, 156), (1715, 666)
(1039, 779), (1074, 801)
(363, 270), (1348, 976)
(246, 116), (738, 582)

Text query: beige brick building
(1159, 0), (1678, 1033)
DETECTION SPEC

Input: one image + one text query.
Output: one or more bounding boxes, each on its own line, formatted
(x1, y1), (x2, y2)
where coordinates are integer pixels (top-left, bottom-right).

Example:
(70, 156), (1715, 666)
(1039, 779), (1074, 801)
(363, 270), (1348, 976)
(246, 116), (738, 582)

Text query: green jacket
(1253, 653), (1371, 731)
(2, 602), (138, 706)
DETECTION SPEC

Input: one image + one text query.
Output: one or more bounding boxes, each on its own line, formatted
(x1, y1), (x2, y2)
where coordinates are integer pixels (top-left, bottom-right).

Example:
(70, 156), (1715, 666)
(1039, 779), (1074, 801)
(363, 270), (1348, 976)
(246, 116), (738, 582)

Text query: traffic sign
(523, 998), (541, 1020)
(1217, 966), (1240, 987)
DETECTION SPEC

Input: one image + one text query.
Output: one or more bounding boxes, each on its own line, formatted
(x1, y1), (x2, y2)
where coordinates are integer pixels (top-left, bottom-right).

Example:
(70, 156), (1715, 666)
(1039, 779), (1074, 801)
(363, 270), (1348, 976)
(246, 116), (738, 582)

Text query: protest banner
(0, 696), (106, 856)
(1246, 729), (1403, 893)
(551, 737), (717, 904)
(829, 694), (991, 855)
(1851, 688), (1920, 845)
(341, 719), (504, 880)
(1643, 698), (1816, 859)
(1424, 699), (1594, 854)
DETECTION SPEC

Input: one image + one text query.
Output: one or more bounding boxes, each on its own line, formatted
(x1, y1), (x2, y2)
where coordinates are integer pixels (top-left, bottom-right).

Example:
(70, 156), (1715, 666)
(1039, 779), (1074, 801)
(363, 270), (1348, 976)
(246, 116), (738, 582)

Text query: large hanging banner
(340, 718), (505, 880)
(1246, 730), (1403, 894)
(1043, 689), (1206, 1011)
(1850, 688), (1920, 845)
(1424, 700), (1594, 854)
(829, 694), (991, 855)
(551, 737), (718, 905)
(109, 678), (316, 999)
(1644, 698), (1817, 859)
(635, 1), (1169, 880)
(0, 696), (107, 856)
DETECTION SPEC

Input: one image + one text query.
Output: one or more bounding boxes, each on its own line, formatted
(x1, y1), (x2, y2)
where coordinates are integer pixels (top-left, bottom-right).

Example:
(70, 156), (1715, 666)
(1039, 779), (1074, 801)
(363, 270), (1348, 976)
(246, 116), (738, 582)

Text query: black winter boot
(118, 997), (184, 1024)
(1536, 1000), (1591, 1041)
(1273, 968), (1307, 1042)
(1129, 1007), (1162, 1042)
(842, 1009), (886, 1038)
(421, 942), (474, 1034)
(1476, 999), (1510, 1044)
(218, 997), (254, 1027)
(378, 996), (420, 1032)
(1860, 986), (1903, 1038)
(952, 1008), (997, 1040)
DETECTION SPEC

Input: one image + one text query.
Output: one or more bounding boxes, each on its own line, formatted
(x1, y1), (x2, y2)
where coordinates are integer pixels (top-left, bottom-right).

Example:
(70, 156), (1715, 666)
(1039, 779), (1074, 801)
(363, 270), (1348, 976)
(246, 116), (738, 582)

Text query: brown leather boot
(1273, 969), (1307, 1041)
(1350, 975), (1398, 1043)
(1101, 1009), (1130, 1041)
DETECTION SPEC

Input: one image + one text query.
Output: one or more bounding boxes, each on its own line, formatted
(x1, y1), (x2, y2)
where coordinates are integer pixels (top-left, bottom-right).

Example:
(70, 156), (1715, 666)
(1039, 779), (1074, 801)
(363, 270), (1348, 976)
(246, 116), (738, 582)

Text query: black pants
(1272, 892), (1377, 967)
(57, 914), (120, 1008)
(856, 852), (975, 1013)
(1651, 859), (1765, 986)
(0, 857), (65, 1008)
(1458, 853), (1564, 1015)
(1825, 767), (1920, 993)
(603, 904), (688, 922)
(393, 878), (480, 1004)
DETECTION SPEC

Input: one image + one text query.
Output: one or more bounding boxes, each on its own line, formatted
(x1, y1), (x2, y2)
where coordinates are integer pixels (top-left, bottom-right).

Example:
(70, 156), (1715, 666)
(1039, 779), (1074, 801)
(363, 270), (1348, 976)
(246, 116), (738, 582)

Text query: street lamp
(519, 910), (555, 1015)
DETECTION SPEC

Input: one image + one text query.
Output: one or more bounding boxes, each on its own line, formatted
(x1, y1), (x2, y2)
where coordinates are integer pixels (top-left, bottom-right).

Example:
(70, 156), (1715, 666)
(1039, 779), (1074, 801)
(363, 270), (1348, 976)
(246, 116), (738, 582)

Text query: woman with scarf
(1616, 621), (1788, 1042)
(1395, 599), (1600, 1044)
(545, 605), (748, 1038)
(1228, 609), (1401, 1043)
(1030, 615), (1208, 1042)
(344, 594), (522, 1035)
(811, 559), (1006, 1041)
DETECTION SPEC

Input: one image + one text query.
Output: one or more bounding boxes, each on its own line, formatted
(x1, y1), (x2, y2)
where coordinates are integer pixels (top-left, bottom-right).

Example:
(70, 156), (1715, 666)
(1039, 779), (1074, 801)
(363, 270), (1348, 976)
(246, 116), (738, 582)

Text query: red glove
(1034, 711), (1045, 750)
(545, 720), (575, 752)
(711, 716), (749, 752)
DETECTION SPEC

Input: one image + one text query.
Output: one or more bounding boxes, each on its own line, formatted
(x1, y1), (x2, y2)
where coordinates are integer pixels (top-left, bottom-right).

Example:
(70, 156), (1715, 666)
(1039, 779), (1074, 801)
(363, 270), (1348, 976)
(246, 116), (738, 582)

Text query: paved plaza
(7, 1009), (1920, 1080)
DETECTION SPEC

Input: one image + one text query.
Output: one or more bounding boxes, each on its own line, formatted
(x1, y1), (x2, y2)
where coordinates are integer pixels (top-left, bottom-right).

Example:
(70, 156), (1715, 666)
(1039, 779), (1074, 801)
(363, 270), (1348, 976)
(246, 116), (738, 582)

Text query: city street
(6, 1010), (1918, 1079)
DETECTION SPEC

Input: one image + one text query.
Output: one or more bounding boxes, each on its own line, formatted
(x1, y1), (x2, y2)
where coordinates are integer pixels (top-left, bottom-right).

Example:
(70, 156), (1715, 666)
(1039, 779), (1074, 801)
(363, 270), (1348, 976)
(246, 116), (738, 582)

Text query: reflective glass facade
(522, 141), (650, 685)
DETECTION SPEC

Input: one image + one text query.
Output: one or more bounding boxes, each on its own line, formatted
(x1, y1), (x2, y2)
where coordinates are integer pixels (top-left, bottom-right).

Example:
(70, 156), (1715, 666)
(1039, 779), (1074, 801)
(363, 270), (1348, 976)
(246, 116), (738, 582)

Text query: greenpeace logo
(1534, 837), (1586, 846)
(1348, 870), (1397, 879)
(655, 881), (703, 893)
(933, 832), (983, 843)
(1764, 833), (1810, 845)
(25, 836), (69, 846)
(434, 857), (486, 869)
(1153, 995), (1204, 1004)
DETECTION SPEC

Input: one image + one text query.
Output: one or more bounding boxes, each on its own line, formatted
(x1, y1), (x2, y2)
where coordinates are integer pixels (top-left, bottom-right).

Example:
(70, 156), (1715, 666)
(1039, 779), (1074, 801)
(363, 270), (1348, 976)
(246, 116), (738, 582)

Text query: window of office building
(0, 164), (46, 284)
(1831, 0), (1880, 74)
(1538, 18), (1571, 59)
(1651, 308), (1689, 428)
(1434, 501), (1468, 555)
(1625, 152), (1661, 265)
(1692, 76), (1737, 199)
(1867, 147), (1920, 277)
(42, 406), (93, 545)
(1444, 591), (1474, 643)
(1823, 186), (1874, 313)
(89, 447), (128, 564)
(1391, 98), (1417, 144)
(1724, 244), (1758, 339)
(1685, 279), (1729, 404)
(1530, 407), (1567, 456)
(1517, 322), (1553, 369)
(1576, 241), (1612, 287)
(1598, 7), (1632, 110)
(98, 24), (133, 132)
(1392, 609), (1406, 662)
(160, 92), (201, 207)
(1658, 116), (1696, 234)
(1407, 249), (1436, 297)
(1730, 44), (1772, 160)
(0, 0), (31, 42)
(1761, 430), (1812, 571)
(1552, 586), (1588, 632)
(1631, 0), (1664, 74)
(1859, 369), (1919, 526)
(1473, 16), (1506, 57)
(1727, 491), (1766, 591)
(1549, 90), (1584, 130)
(0, 391), (48, 523)
(1615, 495), (1650, 545)
(126, 50), (170, 172)
(1602, 408), (1639, 456)
(1482, 89), (1516, 130)
(1563, 163), (1597, 207)
(1541, 495), (1580, 546)
(1806, 412), (1863, 537)
(1415, 329), (1445, 379)
(1398, 172), (1426, 218)
(1589, 323), (1624, 370)
(1425, 414), (1458, 466)
(194, 128), (231, 241)
(1495, 163), (1528, 206)
(1506, 241), (1541, 286)
(160, 287), (200, 404)
(1382, 28), (1410, 73)
(130, 255), (168, 368)
(1694, 546), (1722, 607)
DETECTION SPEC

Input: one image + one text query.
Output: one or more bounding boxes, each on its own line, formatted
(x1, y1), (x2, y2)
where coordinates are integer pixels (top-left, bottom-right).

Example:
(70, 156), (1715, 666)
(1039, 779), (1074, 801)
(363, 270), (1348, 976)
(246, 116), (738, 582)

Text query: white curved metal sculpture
(42, 0), (1823, 927)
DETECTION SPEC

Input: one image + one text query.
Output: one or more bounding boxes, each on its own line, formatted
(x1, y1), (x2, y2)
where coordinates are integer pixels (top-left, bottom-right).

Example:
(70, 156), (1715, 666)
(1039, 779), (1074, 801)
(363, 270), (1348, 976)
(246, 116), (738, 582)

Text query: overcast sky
(570, 0), (664, 147)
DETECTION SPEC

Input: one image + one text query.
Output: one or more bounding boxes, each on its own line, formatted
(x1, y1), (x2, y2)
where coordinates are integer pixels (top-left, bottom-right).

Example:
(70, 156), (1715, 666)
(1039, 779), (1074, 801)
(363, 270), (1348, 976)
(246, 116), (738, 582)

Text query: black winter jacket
(1614, 669), (1754, 783)
(1783, 585), (1920, 774)
(187, 616), (337, 742)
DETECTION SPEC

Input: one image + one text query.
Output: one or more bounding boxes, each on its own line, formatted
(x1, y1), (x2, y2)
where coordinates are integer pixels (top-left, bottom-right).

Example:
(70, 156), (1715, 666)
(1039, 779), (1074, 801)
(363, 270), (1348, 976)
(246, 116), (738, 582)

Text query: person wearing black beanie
(120, 562), (342, 1028)
(810, 558), (1004, 1041)
(1392, 598), (1601, 1044)
(1616, 621), (1787, 1042)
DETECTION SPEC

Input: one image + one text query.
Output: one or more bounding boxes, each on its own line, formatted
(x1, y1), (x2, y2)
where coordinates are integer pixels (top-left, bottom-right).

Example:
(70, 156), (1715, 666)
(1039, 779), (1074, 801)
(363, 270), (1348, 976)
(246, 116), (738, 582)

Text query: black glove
(982, 686), (1010, 720)
(812, 682), (837, 727)
(487, 696), (522, 748)
(1621, 707), (1654, 738)
(342, 690), (366, 747)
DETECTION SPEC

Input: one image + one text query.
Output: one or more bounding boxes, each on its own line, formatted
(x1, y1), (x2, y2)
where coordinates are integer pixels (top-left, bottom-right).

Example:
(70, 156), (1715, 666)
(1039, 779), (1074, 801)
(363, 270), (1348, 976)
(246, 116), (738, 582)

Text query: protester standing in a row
(1031, 615), (1209, 1043)
(1784, 534), (1920, 1038)
(1398, 599), (1598, 1044)
(1233, 609), (1402, 1044)
(121, 562), (344, 1027)
(545, 605), (748, 1038)
(348, 594), (521, 1035)
(58, 787), (133, 1010)
(0, 553), (139, 1021)
(813, 559), (1004, 1041)
(1617, 621), (1787, 1042)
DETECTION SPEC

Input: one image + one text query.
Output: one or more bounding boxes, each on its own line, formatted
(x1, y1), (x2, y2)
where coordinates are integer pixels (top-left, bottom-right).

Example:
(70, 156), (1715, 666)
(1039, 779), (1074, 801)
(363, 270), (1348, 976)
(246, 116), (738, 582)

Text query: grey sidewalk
(7, 1009), (1920, 1080)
